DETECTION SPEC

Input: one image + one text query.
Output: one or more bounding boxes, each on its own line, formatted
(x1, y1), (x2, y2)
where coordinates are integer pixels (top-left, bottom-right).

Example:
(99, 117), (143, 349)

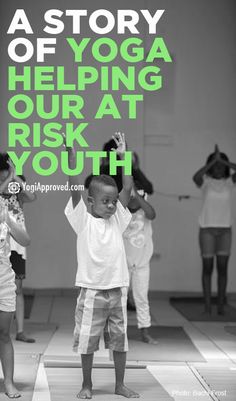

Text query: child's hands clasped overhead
(213, 144), (230, 167)
(7, 159), (25, 189)
(214, 144), (221, 162)
(62, 132), (76, 156)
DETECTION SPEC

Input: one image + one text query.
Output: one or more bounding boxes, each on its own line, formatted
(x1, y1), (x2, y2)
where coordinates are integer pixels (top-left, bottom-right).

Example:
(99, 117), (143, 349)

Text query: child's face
(0, 170), (9, 185)
(90, 185), (119, 219)
(128, 189), (145, 213)
(210, 162), (227, 179)
(128, 196), (140, 213)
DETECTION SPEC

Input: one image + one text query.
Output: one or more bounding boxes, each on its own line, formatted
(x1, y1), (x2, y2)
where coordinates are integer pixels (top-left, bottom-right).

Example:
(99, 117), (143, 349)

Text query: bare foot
(77, 387), (92, 399)
(4, 382), (21, 398)
(16, 332), (35, 343)
(115, 384), (140, 398)
(142, 333), (158, 345)
(140, 328), (158, 345)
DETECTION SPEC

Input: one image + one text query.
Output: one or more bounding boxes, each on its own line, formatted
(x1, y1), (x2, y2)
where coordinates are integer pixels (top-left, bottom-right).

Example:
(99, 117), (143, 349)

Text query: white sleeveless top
(199, 177), (235, 228)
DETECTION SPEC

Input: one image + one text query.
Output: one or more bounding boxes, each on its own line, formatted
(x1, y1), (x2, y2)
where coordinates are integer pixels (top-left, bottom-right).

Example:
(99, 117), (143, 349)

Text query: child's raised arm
(133, 187), (156, 220)
(0, 166), (14, 194)
(7, 216), (30, 246)
(0, 206), (30, 247)
(7, 159), (36, 204)
(112, 132), (133, 208)
(62, 133), (81, 208)
(218, 156), (236, 183)
(16, 177), (36, 204)
(192, 145), (219, 187)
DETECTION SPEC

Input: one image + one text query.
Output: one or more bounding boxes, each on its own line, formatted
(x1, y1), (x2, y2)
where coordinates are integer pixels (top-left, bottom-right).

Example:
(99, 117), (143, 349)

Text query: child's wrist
(67, 149), (76, 158)
(3, 221), (11, 233)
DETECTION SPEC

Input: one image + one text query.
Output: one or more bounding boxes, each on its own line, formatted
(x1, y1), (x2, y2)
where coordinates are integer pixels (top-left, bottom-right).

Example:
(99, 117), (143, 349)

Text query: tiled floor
(1, 294), (236, 400)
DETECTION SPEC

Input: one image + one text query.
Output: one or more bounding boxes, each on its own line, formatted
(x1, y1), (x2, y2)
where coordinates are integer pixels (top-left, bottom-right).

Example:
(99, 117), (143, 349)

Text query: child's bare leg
(77, 353), (93, 399)
(0, 311), (20, 398)
(202, 257), (214, 314)
(114, 351), (140, 398)
(216, 255), (229, 315)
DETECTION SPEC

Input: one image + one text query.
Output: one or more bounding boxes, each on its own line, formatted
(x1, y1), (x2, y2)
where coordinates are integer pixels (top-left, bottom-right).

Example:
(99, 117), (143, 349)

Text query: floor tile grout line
(32, 355), (51, 401)
(190, 321), (236, 364)
(160, 298), (236, 362)
(183, 325), (226, 362)
(187, 365), (219, 401)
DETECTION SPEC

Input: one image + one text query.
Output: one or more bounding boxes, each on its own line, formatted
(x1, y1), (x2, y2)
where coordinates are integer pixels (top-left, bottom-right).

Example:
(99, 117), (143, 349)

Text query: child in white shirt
(123, 186), (157, 344)
(193, 145), (236, 315)
(64, 133), (139, 399)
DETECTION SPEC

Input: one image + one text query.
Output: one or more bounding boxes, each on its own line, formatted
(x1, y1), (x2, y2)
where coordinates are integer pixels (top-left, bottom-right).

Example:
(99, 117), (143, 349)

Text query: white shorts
(0, 262), (16, 312)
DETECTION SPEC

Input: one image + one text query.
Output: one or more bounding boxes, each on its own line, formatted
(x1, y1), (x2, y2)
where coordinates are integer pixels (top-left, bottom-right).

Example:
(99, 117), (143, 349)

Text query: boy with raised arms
(64, 132), (139, 399)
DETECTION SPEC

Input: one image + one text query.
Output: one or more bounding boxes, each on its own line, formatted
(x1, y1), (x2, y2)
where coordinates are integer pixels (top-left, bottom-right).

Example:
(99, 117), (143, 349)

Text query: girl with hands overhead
(123, 182), (157, 344)
(193, 146), (236, 315)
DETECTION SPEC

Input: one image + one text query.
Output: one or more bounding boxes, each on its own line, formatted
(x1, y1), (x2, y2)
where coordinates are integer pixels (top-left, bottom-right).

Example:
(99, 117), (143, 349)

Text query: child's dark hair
(206, 152), (230, 178)
(0, 153), (10, 171)
(0, 152), (26, 181)
(102, 139), (117, 152)
(102, 138), (121, 161)
(88, 175), (118, 197)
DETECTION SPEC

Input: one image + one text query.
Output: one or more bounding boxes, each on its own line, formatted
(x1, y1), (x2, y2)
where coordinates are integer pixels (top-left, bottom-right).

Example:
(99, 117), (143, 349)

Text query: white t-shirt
(64, 197), (131, 289)
(123, 209), (153, 267)
(199, 177), (235, 228)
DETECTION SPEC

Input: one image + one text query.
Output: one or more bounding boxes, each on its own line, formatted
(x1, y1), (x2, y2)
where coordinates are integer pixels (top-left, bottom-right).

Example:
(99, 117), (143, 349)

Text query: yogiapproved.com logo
(8, 181), (21, 194)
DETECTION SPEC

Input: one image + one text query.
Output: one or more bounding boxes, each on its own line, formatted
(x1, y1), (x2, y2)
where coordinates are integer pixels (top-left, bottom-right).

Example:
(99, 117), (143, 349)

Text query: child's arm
(0, 207), (30, 247)
(7, 215), (30, 246)
(192, 162), (215, 187)
(112, 132), (133, 208)
(229, 162), (236, 183)
(218, 157), (236, 183)
(6, 160), (36, 203)
(62, 133), (81, 208)
(133, 187), (156, 220)
(192, 145), (218, 187)
(14, 176), (36, 204)
(0, 169), (14, 194)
